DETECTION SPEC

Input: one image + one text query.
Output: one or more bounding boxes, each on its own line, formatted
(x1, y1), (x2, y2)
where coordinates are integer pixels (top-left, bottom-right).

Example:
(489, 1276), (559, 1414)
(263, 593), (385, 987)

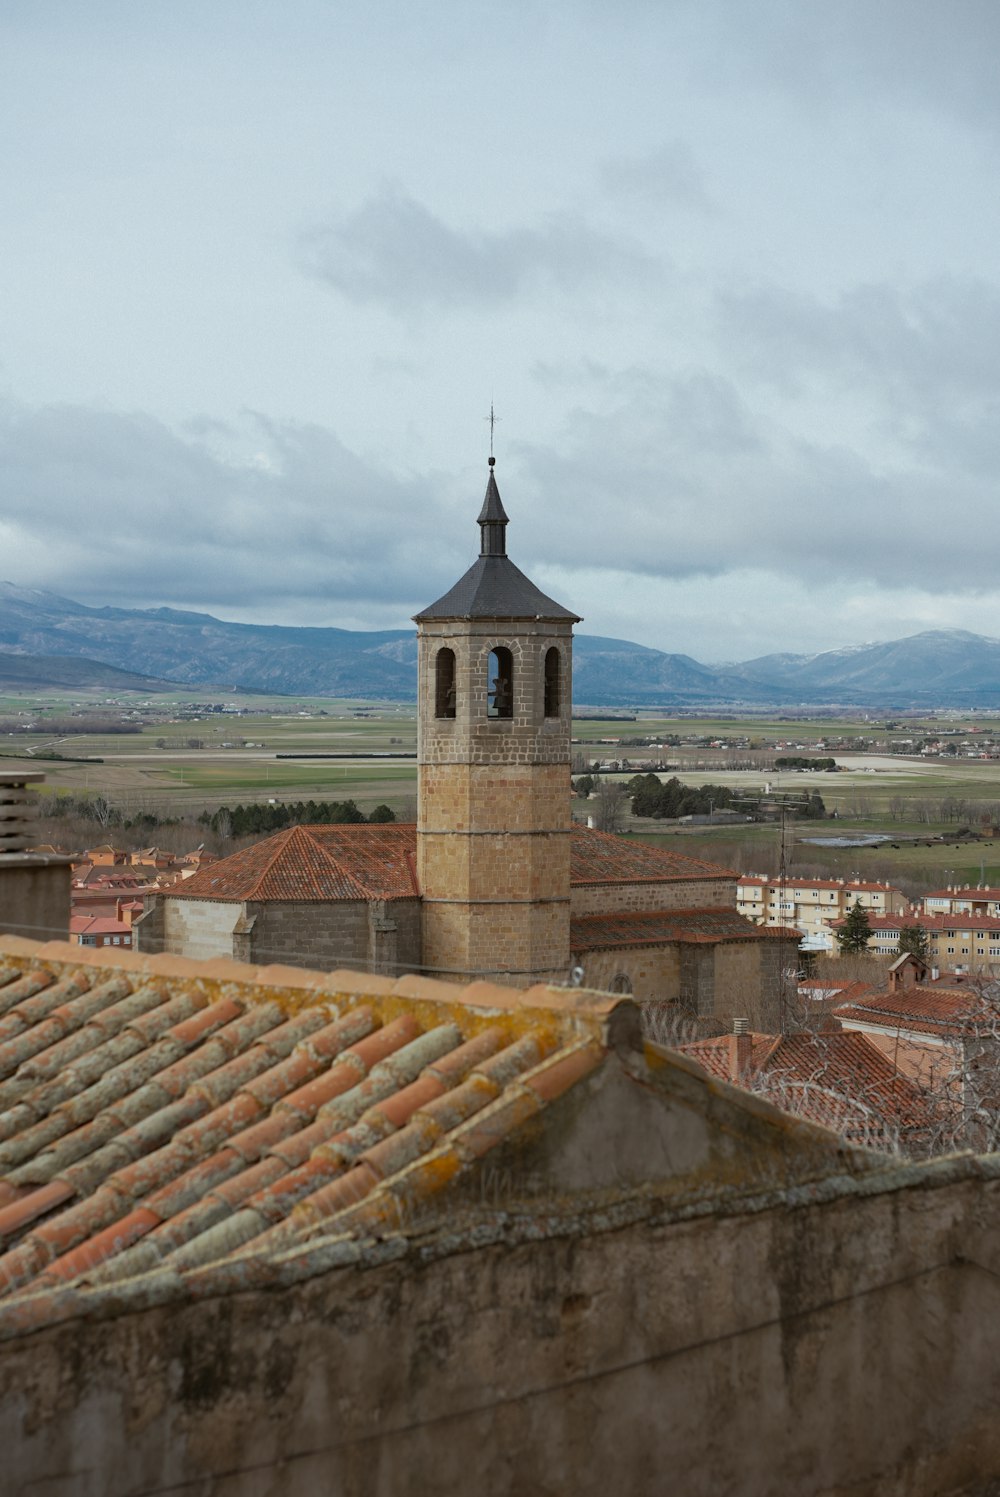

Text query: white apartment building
(737, 875), (906, 950)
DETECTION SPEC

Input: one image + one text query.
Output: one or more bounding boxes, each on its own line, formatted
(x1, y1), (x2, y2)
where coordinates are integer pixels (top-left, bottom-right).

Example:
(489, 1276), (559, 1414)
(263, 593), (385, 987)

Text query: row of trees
(198, 799), (396, 839)
(625, 774), (741, 820)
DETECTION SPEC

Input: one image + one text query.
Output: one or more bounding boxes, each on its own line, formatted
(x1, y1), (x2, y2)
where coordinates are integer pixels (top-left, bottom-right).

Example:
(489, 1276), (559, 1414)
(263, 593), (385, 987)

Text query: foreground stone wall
(2, 1159), (999, 1497)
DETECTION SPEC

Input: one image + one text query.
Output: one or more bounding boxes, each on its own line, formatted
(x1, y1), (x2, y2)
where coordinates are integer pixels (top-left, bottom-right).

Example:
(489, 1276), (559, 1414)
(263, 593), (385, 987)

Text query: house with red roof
(677, 1023), (938, 1153)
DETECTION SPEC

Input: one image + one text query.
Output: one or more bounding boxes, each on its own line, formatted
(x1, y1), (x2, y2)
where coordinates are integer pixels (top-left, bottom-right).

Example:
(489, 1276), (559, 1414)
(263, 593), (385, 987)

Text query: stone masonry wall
(570, 875), (737, 917)
(4, 1167), (1000, 1496)
(245, 900), (370, 971)
(160, 899), (242, 961)
(573, 943), (682, 1002)
(417, 618), (575, 982)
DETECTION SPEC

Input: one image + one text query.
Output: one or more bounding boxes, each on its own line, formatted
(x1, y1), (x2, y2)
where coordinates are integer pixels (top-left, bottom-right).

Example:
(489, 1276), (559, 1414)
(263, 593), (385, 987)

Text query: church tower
(414, 458), (580, 983)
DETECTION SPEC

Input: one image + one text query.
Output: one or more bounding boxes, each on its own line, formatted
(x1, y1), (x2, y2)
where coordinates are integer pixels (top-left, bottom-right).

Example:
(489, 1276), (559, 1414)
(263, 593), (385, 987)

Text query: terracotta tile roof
(678, 1031), (936, 1137)
(0, 938), (618, 1320)
(738, 876), (898, 894)
(924, 887), (1000, 900)
(171, 824), (421, 902)
(571, 908), (796, 951)
(69, 916), (131, 938)
(167, 823), (735, 906)
(833, 912), (1000, 933)
(834, 986), (990, 1038)
(569, 827), (735, 885)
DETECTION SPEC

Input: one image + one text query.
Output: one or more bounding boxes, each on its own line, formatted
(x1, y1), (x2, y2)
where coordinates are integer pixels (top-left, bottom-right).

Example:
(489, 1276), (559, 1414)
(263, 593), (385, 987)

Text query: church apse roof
(569, 826), (737, 885)
(166, 823), (736, 904)
(170, 824), (419, 903)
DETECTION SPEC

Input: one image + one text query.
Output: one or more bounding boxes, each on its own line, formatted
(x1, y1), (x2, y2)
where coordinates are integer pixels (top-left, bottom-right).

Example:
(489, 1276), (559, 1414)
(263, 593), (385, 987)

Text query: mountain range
(1, 582), (999, 709)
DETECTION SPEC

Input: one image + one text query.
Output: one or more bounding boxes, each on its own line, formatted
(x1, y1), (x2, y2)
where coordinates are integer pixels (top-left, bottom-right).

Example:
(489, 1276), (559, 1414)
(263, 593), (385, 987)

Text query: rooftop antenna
(484, 401), (500, 462)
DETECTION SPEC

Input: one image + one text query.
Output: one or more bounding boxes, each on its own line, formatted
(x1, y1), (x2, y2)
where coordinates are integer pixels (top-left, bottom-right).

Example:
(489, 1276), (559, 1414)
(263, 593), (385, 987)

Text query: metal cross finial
(484, 402), (500, 459)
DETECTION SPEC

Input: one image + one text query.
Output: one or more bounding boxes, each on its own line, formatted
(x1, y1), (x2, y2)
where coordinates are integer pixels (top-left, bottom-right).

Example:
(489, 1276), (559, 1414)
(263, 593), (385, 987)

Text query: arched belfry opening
(488, 647), (513, 719)
(435, 647), (456, 719)
(544, 647), (561, 718)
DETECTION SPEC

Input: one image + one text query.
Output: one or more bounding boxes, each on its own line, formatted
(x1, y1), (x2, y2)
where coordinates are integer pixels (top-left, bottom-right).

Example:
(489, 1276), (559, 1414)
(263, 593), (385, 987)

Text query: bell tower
(414, 458), (580, 983)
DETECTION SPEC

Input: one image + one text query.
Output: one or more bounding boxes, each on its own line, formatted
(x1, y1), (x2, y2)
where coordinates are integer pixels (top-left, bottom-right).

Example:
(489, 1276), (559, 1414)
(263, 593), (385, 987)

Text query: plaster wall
(2, 1168), (999, 1497)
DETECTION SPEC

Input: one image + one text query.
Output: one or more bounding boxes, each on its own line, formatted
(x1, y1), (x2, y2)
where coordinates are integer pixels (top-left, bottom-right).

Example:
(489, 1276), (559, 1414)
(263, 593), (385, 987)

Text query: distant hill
(2, 583), (999, 707)
(730, 630), (1000, 707)
(0, 651), (173, 692)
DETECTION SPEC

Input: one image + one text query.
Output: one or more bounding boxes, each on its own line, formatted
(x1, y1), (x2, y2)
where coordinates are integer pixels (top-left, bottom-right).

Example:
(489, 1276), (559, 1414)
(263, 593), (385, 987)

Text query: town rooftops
(0, 935), (882, 1341)
(924, 887), (1000, 900)
(166, 823), (737, 905)
(834, 912), (1000, 933)
(834, 985), (991, 1039)
(676, 1030), (935, 1139)
(738, 875), (900, 893)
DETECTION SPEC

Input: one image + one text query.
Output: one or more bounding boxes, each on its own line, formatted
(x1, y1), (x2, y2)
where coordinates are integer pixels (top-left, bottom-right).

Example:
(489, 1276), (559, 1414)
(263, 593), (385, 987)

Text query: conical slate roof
(415, 460), (580, 623)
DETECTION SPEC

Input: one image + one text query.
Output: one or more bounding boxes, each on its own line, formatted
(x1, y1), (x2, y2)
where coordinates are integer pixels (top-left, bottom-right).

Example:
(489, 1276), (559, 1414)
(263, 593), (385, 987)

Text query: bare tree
(593, 779), (627, 833)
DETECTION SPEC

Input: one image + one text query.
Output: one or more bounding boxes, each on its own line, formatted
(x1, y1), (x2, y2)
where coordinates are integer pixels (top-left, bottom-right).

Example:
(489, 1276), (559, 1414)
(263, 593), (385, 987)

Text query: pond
(800, 834), (891, 848)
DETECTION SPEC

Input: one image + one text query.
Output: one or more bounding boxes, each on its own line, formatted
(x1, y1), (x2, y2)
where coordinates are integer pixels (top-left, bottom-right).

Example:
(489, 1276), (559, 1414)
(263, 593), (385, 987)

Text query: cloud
(0, 399), (468, 624)
(512, 356), (1000, 596)
(598, 142), (714, 213)
(299, 184), (658, 312)
(718, 275), (1000, 477)
(694, 0), (1000, 130)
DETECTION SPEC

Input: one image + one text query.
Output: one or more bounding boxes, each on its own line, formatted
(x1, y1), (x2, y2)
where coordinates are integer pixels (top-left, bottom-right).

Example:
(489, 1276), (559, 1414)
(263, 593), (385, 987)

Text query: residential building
(922, 885), (1000, 919)
(834, 911), (1000, 970)
(737, 874), (905, 946)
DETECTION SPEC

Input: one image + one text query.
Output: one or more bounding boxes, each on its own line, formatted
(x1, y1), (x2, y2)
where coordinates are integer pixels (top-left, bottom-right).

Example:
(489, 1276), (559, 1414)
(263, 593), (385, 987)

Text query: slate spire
(477, 457), (509, 557)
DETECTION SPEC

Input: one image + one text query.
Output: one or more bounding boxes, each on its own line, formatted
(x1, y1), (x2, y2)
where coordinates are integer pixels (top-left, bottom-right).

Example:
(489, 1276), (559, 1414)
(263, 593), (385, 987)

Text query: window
(487, 646), (513, 719)
(435, 648), (456, 719)
(544, 647), (561, 717)
(610, 972), (633, 994)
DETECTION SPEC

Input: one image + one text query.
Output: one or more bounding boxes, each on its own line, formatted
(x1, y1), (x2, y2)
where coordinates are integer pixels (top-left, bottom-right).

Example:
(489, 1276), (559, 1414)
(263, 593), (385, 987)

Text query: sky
(2, 0), (1000, 663)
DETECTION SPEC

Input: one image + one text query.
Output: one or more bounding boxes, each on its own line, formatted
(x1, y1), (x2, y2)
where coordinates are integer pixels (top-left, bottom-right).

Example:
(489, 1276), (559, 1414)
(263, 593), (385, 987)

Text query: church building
(137, 459), (788, 1031)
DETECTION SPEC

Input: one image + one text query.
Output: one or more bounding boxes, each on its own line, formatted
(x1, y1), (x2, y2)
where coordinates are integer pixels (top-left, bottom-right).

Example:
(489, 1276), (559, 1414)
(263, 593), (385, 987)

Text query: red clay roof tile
(0, 941), (615, 1314)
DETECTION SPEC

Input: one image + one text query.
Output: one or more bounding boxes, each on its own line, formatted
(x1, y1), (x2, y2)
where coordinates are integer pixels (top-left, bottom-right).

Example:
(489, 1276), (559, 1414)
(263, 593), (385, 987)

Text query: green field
(6, 691), (1000, 894)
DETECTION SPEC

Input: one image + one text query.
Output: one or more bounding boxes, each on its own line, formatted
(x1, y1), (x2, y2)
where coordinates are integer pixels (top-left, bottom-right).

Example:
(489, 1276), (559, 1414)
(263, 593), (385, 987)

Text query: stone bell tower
(414, 458), (580, 984)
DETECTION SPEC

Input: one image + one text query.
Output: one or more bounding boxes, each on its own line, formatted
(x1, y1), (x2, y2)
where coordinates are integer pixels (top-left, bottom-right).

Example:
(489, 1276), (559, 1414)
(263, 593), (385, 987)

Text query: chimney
(0, 769), (39, 855)
(0, 769), (71, 941)
(729, 1017), (753, 1083)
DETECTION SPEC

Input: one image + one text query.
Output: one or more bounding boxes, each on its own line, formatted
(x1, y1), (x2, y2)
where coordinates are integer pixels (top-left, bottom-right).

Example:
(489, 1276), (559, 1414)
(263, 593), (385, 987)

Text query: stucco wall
(2, 1162), (999, 1497)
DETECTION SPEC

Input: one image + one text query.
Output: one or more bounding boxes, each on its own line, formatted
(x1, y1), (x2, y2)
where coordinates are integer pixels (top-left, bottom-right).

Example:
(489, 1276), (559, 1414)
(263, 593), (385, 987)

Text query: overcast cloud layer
(2, 0), (1000, 661)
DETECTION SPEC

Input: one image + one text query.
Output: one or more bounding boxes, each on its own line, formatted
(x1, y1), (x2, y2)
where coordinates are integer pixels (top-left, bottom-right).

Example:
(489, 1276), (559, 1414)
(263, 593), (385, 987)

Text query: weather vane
(484, 402), (500, 460)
